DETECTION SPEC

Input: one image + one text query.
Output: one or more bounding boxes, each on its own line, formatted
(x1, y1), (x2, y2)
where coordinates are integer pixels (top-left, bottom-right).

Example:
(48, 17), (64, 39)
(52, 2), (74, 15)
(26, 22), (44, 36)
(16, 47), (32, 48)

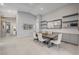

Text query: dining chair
(33, 32), (38, 41)
(48, 33), (63, 48)
(37, 33), (48, 45)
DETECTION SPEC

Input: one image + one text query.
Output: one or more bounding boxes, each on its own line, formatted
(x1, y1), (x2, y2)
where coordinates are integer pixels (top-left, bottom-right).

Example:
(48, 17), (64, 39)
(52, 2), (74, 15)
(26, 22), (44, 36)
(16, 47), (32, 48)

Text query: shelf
(63, 13), (78, 18)
(41, 24), (47, 25)
(40, 21), (47, 23)
(63, 20), (78, 23)
(47, 19), (62, 22)
(41, 27), (47, 28)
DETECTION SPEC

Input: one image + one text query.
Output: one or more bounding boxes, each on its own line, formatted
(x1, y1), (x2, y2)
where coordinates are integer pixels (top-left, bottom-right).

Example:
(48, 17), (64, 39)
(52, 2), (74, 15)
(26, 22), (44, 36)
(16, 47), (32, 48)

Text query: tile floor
(0, 36), (79, 55)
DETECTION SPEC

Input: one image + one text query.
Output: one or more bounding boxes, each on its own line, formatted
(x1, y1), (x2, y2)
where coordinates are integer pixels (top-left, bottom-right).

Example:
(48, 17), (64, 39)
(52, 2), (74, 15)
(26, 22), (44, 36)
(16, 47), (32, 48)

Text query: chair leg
(48, 42), (52, 48)
(56, 44), (60, 48)
(39, 41), (44, 47)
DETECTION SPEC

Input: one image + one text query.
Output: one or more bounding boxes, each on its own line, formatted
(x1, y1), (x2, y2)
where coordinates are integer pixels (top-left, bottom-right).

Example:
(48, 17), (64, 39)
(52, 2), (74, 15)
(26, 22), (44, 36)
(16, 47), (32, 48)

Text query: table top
(42, 34), (58, 38)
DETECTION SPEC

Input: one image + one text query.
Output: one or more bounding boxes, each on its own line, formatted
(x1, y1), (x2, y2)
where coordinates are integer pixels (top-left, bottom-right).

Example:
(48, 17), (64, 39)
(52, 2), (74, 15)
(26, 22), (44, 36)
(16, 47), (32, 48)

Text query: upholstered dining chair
(48, 33), (63, 48)
(37, 33), (48, 45)
(33, 32), (38, 41)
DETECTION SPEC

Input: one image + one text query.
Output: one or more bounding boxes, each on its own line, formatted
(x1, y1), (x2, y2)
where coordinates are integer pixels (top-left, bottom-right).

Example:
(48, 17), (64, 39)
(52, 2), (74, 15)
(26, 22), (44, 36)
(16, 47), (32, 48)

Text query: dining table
(42, 33), (58, 44)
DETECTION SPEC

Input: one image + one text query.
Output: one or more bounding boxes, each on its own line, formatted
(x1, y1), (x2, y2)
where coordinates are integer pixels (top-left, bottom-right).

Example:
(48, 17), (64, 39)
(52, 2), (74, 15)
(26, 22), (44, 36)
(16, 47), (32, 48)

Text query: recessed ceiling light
(40, 8), (44, 10)
(0, 3), (4, 6)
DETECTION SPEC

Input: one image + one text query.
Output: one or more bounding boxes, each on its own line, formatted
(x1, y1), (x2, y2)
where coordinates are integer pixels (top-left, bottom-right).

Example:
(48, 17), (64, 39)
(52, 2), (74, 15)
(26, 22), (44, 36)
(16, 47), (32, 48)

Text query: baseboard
(61, 40), (78, 46)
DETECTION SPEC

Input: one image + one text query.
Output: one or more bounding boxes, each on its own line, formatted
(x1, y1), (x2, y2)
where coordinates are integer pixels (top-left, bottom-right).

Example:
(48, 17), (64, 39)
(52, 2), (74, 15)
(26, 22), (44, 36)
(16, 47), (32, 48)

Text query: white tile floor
(0, 36), (79, 55)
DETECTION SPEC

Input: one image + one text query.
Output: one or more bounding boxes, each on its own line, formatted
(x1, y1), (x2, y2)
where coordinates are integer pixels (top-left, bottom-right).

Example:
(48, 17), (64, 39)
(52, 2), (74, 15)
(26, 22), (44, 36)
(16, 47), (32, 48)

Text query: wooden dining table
(42, 34), (58, 39)
(42, 34), (58, 44)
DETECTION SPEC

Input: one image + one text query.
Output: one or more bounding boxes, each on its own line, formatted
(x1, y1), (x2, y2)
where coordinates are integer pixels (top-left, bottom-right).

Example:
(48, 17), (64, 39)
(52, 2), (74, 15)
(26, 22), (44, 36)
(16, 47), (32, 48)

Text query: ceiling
(0, 3), (68, 16)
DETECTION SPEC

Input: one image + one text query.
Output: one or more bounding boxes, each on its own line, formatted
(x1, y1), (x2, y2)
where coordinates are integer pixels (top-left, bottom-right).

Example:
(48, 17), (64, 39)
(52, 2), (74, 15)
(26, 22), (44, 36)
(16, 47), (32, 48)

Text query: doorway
(6, 22), (11, 34)
(1, 17), (17, 37)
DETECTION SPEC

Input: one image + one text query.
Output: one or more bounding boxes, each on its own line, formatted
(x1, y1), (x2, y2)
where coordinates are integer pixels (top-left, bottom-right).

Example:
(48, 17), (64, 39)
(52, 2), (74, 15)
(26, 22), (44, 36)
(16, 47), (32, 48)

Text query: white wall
(16, 11), (36, 37)
(35, 15), (42, 32)
(43, 4), (77, 21)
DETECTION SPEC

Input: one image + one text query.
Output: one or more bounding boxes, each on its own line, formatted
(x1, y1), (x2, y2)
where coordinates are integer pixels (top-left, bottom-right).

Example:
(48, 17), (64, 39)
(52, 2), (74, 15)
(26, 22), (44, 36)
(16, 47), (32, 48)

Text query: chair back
(57, 33), (63, 44)
(37, 33), (44, 41)
(33, 32), (37, 39)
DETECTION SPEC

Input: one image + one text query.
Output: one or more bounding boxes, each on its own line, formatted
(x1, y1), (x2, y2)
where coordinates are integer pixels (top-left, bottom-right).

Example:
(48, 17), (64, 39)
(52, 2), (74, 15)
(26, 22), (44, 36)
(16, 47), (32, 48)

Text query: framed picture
(29, 24), (33, 29)
(23, 24), (33, 30)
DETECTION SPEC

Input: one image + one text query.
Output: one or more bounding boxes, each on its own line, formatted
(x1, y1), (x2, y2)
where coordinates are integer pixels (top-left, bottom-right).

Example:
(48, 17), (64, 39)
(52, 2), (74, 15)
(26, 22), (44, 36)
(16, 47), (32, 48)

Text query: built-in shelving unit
(47, 19), (62, 29)
(40, 19), (62, 29)
(62, 13), (79, 29)
(40, 13), (79, 30)
(40, 21), (47, 29)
